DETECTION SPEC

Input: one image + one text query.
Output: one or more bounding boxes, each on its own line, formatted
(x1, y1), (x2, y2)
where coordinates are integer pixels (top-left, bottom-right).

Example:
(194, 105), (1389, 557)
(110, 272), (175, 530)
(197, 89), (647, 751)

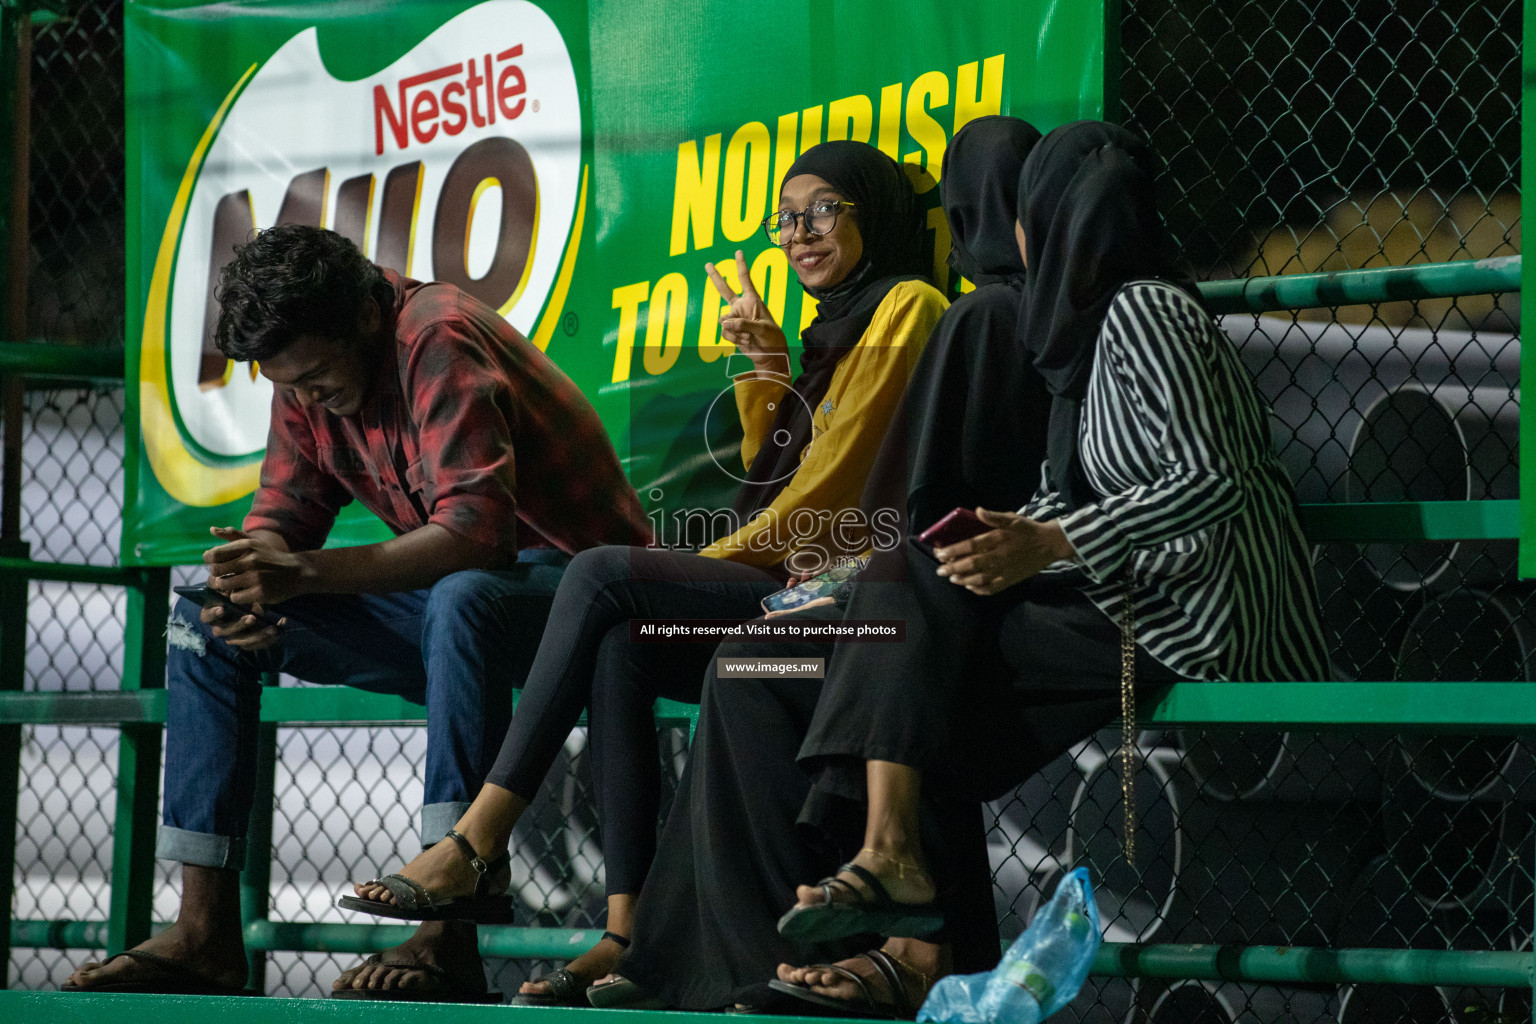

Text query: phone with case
(914, 507), (990, 559)
(759, 557), (868, 614)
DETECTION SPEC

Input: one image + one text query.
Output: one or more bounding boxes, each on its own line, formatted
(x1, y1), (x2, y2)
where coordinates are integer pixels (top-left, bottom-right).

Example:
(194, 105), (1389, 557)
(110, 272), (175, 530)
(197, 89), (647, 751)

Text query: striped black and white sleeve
(1056, 283), (1247, 582)
(1020, 463), (1066, 520)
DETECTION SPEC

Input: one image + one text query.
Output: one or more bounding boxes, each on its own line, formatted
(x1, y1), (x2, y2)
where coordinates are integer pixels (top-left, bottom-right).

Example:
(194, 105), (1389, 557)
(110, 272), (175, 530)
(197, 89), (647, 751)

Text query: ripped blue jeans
(156, 554), (567, 870)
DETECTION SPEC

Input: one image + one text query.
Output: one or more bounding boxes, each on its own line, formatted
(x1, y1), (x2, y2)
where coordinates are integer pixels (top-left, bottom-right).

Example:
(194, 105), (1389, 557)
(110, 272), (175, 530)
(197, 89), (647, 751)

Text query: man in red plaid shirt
(65, 224), (652, 1000)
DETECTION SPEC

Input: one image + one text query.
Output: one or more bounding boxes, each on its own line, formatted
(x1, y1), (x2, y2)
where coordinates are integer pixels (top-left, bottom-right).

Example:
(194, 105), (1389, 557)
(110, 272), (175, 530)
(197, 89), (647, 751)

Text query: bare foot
(65, 921), (248, 991)
(351, 838), (487, 907)
(331, 920), (482, 995)
(777, 940), (939, 1013)
(518, 932), (628, 998)
(792, 848), (937, 910)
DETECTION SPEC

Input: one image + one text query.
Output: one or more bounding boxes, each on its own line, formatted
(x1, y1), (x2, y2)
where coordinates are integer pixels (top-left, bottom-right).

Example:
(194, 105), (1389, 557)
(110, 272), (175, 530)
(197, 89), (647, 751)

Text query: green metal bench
(0, 256), (1530, 1019)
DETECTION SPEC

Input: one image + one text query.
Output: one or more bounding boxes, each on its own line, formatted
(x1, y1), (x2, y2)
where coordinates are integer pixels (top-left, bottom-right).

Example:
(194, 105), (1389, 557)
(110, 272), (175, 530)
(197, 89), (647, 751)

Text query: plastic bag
(917, 867), (1102, 1024)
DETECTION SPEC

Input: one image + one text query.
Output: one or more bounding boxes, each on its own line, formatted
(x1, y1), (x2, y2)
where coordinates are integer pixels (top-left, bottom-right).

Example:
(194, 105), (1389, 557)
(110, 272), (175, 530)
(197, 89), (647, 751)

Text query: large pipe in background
(1145, 981), (1334, 1024)
(1345, 385), (1517, 590)
(1382, 790), (1522, 956)
(985, 755), (1084, 941)
(1064, 750), (1195, 944)
(1066, 976), (1139, 1024)
(1171, 799), (1371, 947)
(1321, 842), (1519, 1018)
(1310, 542), (1424, 682)
(1383, 796), (1511, 914)
(1145, 979), (1240, 1023)
(1393, 588), (1533, 801)
(1331, 982), (1455, 1023)
(1227, 317), (1518, 506)
(1334, 853), (1442, 949)
(1178, 728), (1382, 804)
(1508, 826), (1533, 953)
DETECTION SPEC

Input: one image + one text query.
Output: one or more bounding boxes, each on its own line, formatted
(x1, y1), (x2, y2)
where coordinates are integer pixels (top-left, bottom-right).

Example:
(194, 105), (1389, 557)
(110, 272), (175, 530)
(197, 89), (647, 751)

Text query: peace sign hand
(706, 251), (790, 377)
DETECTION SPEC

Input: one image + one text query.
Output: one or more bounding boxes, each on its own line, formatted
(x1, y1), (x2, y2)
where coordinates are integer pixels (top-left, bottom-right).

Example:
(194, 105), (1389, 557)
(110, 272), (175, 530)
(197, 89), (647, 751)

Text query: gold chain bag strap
(1119, 577), (1137, 867)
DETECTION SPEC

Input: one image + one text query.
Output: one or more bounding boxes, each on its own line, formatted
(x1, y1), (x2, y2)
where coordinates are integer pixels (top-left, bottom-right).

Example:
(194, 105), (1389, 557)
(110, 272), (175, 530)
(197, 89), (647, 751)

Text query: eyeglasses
(762, 200), (856, 246)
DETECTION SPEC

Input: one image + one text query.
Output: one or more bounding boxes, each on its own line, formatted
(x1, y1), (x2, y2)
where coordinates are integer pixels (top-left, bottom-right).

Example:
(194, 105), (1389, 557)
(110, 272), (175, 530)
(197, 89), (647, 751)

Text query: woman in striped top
(769, 121), (1329, 1010)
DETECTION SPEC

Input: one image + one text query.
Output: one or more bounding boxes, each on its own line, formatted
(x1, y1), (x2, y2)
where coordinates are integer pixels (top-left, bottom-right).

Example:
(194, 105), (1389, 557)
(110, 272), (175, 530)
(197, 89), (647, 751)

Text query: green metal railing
(1201, 255), (1521, 316)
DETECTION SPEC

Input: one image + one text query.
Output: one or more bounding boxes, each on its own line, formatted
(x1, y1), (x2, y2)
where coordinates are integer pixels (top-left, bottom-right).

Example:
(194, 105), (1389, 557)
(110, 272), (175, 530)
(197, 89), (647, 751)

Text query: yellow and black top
(700, 278), (947, 569)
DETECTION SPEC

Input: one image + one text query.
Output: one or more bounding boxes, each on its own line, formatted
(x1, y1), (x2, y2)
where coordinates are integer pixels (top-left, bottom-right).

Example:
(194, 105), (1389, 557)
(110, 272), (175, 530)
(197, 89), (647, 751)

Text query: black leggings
(484, 545), (781, 896)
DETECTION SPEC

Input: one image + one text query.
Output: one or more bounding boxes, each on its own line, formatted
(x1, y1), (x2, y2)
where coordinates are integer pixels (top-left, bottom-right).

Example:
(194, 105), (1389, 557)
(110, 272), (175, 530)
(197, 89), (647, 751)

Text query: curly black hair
(213, 224), (395, 362)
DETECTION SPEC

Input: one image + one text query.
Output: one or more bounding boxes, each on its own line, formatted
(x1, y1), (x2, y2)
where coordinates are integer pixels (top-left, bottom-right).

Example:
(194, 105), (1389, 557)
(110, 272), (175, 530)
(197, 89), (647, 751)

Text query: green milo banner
(123, 0), (1107, 565)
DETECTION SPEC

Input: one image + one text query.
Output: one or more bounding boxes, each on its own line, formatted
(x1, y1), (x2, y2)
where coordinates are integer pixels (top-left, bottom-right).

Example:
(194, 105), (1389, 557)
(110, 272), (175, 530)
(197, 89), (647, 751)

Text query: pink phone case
(917, 507), (990, 550)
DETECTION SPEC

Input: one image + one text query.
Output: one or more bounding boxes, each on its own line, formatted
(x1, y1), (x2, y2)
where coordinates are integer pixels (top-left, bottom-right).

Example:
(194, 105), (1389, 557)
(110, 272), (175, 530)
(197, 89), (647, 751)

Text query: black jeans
(483, 545), (781, 895)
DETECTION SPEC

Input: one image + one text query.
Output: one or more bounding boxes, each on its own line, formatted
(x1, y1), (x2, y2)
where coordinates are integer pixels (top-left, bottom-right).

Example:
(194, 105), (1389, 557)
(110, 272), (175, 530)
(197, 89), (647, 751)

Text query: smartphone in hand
(914, 507), (991, 559)
(759, 557), (868, 615)
(173, 583), (280, 626)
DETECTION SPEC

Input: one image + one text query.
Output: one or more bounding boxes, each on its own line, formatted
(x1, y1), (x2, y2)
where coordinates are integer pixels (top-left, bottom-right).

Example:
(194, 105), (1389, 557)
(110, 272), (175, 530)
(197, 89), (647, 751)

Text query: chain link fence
(3, 0), (1528, 1015)
(1027, 1), (1530, 1020)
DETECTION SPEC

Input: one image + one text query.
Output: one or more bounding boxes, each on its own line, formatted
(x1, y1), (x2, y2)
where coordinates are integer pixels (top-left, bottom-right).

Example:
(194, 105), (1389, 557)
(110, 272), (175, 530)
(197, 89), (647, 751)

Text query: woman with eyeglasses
(592, 115), (1051, 1015)
(327, 140), (947, 1006)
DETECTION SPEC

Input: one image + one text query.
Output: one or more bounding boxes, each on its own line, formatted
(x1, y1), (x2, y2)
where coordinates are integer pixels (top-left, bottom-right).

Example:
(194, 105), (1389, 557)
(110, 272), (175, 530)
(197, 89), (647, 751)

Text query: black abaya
(615, 608), (999, 1010)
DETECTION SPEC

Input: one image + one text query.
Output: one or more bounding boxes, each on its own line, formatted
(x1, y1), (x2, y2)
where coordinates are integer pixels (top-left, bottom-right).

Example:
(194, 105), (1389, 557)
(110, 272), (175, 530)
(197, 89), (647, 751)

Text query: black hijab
(1015, 120), (1192, 511)
(942, 115), (1043, 286)
(730, 140), (928, 523)
(860, 116), (1046, 542)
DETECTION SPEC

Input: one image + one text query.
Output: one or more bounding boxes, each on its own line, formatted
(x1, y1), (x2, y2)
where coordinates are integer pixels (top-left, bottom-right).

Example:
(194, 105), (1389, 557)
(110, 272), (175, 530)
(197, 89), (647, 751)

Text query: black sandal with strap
(510, 931), (631, 1007)
(336, 829), (515, 923)
(510, 968), (581, 1007)
(776, 861), (944, 942)
(764, 949), (931, 1019)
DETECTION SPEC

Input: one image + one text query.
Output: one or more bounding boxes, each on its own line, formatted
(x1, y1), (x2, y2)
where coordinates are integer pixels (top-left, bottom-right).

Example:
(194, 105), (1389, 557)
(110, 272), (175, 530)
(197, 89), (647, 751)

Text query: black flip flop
(329, 954), (502, 1003)
(777, 862), (944, 942)
(61, 948), (256, 996)
(764, 950), (925, 1020)
(336, 828), (515, 923)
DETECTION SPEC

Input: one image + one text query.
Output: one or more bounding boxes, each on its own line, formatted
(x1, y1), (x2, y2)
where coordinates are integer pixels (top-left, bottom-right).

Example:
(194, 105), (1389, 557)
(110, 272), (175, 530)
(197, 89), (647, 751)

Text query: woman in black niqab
(1013, 120), (1194, 511)
(859, 115), (1048, 550)
(782, 120), (1325, 1018)
(773, 122), (1210, 1005)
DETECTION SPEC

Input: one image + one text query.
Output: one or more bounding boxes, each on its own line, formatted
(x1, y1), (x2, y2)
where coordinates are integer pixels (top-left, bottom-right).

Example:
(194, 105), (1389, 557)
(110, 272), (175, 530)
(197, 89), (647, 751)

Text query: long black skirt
(617, 546), (1182, 1009)
(615, 609), (997, 1010)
